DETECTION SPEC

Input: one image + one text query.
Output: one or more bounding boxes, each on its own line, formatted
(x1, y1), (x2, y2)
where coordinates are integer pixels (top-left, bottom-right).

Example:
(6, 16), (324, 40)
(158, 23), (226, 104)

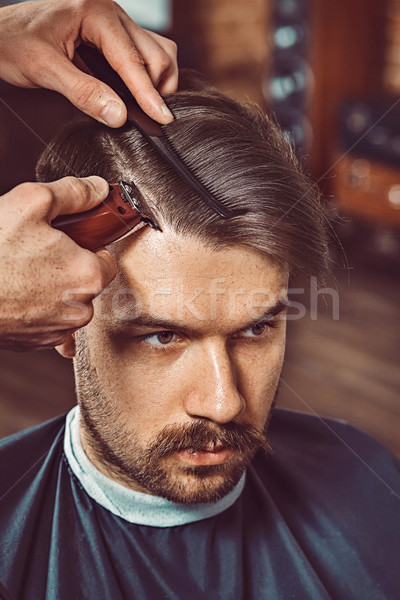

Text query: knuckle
(166, 39), (178, 57)
(81, 303), (95, 327)
(70, 79), (98, 110)
(63, 175), (91, 203)
(113, 47), (145, 72)
(80, 256), (107, 294)
(13, 182), (55, 216)
(150, 44), (175, 70)
(128, 48), (146, 67)
(7, 181), (37, 200)
(37, 186), (55, 213)
(150, 33), (177, 59)
(158, 53), (172, 74)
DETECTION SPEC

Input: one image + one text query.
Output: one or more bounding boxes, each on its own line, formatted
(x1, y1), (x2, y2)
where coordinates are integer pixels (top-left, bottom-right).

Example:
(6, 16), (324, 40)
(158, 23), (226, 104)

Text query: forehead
(100, 227), (288, 329)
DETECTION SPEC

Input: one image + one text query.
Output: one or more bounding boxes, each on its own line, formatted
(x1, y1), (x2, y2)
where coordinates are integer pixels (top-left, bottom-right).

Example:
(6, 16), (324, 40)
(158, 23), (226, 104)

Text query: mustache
(146, 419), (273, 459)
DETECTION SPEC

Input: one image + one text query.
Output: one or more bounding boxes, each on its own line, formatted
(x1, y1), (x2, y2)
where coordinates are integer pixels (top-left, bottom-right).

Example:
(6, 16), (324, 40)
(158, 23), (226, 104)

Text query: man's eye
(238, 321), (276, 338)
(140, 331), (178, 346)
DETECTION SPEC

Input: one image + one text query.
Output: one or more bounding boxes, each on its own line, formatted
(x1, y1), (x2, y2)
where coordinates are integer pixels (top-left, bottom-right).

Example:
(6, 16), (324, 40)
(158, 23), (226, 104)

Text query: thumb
(94, 248), (118, 287)
(46, 176), (110, 221)
(41, 51), (127, 127)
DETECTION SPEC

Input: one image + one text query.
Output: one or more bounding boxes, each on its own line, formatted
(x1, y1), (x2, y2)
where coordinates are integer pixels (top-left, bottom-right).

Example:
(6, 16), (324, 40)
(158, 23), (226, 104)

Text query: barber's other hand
(0, 176), (117, 351)
(0, 0), (178, 125)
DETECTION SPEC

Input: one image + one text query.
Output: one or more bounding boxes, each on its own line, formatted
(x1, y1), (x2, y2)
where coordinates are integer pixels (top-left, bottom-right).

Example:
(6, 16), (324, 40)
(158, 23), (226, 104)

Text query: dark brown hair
(36, 74), (329, 276)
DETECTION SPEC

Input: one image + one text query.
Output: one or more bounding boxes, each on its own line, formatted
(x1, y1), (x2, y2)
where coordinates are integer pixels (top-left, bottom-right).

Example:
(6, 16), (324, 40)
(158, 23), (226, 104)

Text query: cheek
(84, 325), (185, 428)
(236, 332), (285, 418)
(83, 319), (286, 433)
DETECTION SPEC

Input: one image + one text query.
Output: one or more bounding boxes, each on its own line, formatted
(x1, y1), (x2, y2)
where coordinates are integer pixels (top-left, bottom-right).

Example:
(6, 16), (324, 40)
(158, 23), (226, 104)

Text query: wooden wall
(384, 0), (400, 93)
(172, 0), (271, 106)
(172, 0), (391, 187)
(308, 0), (388, 182)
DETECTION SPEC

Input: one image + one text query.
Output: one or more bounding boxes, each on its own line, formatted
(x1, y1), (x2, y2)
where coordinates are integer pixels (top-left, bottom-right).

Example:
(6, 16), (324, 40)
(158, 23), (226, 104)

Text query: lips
(177, 445), (235, 466)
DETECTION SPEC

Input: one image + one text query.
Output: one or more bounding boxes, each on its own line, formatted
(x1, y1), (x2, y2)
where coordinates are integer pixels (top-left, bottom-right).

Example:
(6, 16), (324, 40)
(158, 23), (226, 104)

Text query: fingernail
(87, 176), (109, 196)
(161, 103), (174, 121)
(100, 101), (124, 127)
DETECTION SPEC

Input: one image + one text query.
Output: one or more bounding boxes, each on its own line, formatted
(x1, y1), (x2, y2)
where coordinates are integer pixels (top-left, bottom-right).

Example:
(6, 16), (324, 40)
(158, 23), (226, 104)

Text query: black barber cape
(1, 408), (400, 600)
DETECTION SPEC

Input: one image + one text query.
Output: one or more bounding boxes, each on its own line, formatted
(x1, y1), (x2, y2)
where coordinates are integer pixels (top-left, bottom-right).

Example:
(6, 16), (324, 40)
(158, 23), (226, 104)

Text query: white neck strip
(63, 405), (245, 527)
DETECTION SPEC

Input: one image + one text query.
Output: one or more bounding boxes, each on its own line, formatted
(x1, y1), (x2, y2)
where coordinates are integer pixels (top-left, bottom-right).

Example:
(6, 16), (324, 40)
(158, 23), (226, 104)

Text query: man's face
(64, 227), (288, 504)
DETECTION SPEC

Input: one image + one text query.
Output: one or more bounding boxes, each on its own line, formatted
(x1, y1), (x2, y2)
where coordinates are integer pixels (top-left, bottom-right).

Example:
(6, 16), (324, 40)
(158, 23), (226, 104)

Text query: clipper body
(52, 182), (157, 251)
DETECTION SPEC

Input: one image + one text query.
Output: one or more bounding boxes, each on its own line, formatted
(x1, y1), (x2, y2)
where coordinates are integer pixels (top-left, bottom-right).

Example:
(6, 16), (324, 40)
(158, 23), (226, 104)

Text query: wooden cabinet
(334, 155), (400, 226)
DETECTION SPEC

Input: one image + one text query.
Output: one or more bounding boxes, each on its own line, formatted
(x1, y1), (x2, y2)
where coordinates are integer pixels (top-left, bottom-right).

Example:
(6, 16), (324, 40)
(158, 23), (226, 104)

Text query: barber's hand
(0, 0), (178, 125)
(0, 176), (117, 352)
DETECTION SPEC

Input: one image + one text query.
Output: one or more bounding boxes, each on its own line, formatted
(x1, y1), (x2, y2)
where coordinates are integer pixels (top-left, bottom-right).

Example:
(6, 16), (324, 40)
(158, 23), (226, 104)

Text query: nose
(183, 340), (246, 424)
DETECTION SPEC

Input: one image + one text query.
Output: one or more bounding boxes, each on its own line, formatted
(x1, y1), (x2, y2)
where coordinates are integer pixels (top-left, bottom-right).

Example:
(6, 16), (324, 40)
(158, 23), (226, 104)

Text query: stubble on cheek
(78, 380), (277, 504)
(73, 329), (280, 504)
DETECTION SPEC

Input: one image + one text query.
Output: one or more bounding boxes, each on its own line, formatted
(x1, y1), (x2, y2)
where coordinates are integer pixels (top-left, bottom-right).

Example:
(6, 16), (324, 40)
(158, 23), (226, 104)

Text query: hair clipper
(52, 181), (160, 251)
(52, 45), (241, 251)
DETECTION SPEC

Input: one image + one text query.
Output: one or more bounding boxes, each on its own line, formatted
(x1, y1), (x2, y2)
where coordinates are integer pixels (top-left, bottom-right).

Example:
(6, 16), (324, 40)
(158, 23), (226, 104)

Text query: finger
(5, 330), (73, 353)
(45, 176), (110, 220)
(89, 14), (174, 123)
(116, 19), (178, 90)
(135, 29), (179, 94)
(39, 50), (128, 127)
(55, 329), (77, 359)
(156, 63), (180, 96)
(94, 248), (118, 287)
(109, 56), (173, 124)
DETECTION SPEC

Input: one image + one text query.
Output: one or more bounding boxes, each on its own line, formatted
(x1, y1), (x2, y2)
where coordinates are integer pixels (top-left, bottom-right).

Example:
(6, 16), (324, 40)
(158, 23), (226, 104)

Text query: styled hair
(36, 73), (329, 276)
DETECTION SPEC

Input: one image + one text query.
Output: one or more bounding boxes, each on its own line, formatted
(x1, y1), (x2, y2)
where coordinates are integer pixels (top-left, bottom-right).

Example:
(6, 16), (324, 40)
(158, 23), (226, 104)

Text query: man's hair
(36, 73), (329, 276)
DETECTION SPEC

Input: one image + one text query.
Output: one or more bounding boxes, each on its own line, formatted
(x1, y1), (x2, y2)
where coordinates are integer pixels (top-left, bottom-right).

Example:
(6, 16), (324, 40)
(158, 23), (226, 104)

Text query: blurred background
(0, 0), (399, 454)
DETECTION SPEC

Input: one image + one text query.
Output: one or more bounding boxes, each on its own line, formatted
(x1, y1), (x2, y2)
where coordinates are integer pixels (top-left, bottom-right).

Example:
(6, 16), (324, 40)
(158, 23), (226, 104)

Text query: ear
(56, 330), (76, 359)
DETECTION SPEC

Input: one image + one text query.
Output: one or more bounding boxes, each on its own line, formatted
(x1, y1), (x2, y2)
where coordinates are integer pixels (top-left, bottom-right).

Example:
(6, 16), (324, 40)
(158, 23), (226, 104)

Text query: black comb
(76, 44), (243, 219)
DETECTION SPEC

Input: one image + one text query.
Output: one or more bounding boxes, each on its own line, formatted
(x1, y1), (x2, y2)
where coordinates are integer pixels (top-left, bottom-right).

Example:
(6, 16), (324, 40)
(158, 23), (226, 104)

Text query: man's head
(36, 76), (328, 503)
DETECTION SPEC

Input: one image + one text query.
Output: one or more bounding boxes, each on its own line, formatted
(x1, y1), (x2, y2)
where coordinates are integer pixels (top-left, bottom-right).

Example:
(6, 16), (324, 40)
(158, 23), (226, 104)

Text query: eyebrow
(113, 299), (288, 336)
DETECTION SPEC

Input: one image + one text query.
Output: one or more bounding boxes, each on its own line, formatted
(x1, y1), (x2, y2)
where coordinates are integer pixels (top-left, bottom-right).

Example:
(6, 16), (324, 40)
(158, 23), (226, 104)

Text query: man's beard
(74, 333), (276, 504)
